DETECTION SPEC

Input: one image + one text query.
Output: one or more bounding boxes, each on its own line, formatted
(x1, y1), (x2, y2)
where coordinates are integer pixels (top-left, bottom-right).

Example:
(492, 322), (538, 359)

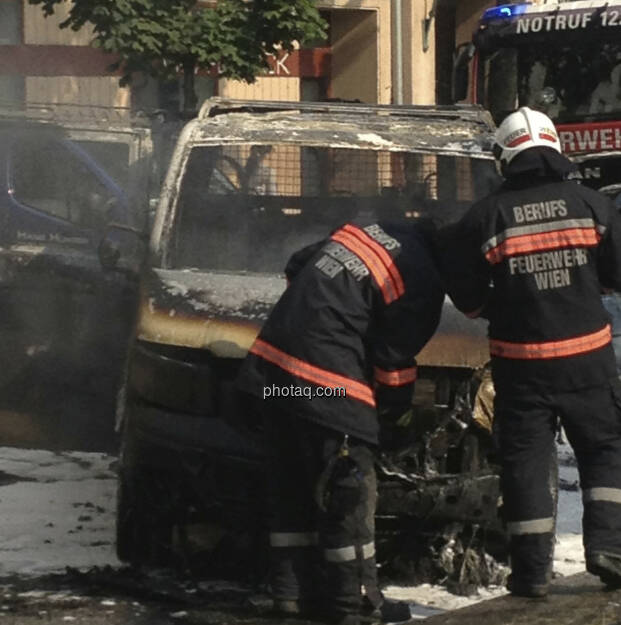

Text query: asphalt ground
(425, 571), (621, 625)
(0, 568), (618, 625)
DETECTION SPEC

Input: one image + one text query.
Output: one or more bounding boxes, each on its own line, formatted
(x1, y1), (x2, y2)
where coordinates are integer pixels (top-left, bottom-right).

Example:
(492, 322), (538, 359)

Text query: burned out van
(116, 98), (505, 587)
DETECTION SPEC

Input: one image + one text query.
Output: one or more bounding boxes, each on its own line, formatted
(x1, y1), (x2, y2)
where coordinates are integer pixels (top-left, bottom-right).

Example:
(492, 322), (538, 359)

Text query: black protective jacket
(237, 221), (444, 444)
(442, 149), (621, 393)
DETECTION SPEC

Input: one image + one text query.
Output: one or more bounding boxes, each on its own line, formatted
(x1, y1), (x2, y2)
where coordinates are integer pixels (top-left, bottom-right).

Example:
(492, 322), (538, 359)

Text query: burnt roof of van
(189, 97), (496, 158)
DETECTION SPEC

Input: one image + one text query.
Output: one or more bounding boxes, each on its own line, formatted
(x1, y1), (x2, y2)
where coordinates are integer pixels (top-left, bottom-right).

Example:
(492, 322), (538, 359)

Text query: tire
(116, 463), (176, 566)
(115, 466), (151, 563)
(115, 469), (137, 562)
(115, 419), (174, 566)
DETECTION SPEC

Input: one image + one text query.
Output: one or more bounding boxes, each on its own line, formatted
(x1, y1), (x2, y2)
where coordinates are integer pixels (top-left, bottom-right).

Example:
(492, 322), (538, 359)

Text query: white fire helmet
(493, 107), (562, 165)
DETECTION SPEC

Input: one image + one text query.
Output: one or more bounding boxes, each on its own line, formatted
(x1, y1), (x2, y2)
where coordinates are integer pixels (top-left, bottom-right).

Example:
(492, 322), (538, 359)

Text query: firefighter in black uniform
(237, 221), (443, 625)
(441, 107), (621, 597)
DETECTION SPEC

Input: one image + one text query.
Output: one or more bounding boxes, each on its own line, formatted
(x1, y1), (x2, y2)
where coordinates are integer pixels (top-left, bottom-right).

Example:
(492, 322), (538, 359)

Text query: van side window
(10, 140), (112, 230)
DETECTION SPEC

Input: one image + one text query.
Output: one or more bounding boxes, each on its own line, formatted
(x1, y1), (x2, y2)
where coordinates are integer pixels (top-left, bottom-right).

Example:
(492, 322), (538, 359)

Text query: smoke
(0, 119), (163, 452)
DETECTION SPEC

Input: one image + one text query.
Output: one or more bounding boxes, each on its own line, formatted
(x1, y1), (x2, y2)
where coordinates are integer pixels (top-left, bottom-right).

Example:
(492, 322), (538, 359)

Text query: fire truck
(454, 0), (621, 197)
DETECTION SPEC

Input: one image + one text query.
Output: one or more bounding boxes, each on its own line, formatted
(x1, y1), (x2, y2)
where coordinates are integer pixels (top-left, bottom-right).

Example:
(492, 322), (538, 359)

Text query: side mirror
(452, 43), (475, 103)
(98, 222), (147, 274)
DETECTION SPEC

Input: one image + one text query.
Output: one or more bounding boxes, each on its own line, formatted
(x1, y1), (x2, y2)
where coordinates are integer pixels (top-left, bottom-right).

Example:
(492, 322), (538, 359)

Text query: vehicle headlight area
(128, 340), (216, 415)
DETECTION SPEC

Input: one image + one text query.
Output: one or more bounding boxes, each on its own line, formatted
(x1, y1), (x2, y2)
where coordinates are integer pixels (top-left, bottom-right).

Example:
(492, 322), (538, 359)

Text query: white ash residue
(156, 268), (286, 318)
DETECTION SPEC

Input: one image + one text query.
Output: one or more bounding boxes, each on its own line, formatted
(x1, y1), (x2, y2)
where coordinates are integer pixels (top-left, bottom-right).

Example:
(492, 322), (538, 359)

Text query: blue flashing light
(482, 3), (530, 21)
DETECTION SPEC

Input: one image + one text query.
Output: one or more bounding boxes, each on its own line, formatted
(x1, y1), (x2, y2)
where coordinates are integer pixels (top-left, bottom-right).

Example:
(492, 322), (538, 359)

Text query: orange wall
(455, 0), (495, 46)
(330, 9), (379, 103)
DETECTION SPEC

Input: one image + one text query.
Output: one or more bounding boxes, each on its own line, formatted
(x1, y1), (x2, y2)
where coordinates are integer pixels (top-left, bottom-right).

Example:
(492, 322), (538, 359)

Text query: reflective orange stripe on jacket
(342, 225), (405, 295)
(485, 227), (602, 265)
(250, 338), (376, 407)
(374, 366), (417, 386)
(331, 225), (404, 304)
(490, 325), (612, 360)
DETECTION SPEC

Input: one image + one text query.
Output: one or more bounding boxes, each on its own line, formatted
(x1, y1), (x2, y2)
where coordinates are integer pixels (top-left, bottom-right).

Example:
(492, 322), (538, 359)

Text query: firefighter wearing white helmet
(493, 107), (561, 170)
(440, 108), (621, 597)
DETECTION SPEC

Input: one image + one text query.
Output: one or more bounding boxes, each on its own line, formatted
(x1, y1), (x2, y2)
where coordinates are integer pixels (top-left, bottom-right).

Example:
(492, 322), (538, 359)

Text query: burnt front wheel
(115, 465), (174, 566)
(116, 467), (149, 564)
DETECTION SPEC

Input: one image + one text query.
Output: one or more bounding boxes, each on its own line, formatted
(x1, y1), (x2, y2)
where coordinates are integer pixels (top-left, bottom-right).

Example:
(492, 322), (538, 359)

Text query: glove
(394, 407), (414, 427)
(378, 406), (414, 452)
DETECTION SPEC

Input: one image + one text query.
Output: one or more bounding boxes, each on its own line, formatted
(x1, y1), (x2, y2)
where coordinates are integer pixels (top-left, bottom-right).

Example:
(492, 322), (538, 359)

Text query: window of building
(0, 0), (22, 45)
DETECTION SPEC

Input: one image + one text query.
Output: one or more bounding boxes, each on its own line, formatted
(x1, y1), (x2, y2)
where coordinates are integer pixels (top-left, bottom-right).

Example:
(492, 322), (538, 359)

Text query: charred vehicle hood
(137, 268), (285, 358)
(137, 269), (489, 367)
(144, 99), (496, 368)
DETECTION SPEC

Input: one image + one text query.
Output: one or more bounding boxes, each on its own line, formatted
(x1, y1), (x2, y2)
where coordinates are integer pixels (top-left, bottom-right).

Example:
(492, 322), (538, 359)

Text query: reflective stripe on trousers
(270, 532), (319, 547)
(583, 487), (621, 504)
(507, 518), (555, 535)
(324, 541), (376, 563)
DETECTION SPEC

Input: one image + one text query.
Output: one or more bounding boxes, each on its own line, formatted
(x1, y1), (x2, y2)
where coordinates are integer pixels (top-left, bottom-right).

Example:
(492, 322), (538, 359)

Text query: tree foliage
(28, 0), (326, 109)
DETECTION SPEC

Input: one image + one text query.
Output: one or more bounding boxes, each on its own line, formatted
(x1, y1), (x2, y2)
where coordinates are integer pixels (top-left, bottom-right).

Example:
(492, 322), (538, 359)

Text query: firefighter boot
(326, 611), (381, 625)
(361, 595), (411, 623)
(507, 534), (551, 598)
(506, 574), (549, 598)
(272, 598), (331, 621)
(378, 599), (412, 623)
(272, 599), (302, 616)
(586, 552), (621, 589)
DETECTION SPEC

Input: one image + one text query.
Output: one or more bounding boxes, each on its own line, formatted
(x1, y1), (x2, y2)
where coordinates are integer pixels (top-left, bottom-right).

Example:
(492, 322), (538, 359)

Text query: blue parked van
(0, 107), (153, 450)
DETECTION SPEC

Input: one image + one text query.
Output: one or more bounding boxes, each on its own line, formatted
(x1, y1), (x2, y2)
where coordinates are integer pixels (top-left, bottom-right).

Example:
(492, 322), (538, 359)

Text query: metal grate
(172, 144), (499, 272)
(199, 144), (482, 201)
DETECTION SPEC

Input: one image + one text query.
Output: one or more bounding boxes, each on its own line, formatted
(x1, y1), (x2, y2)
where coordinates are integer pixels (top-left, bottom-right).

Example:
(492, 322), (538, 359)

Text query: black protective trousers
(494, 378), (621, 584)
(263, 409), (380, 618)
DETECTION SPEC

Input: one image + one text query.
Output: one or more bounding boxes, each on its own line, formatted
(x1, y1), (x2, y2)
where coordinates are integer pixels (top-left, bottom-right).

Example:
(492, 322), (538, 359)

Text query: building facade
(0, 0), (131, 108)
(0, 0), (504, 111)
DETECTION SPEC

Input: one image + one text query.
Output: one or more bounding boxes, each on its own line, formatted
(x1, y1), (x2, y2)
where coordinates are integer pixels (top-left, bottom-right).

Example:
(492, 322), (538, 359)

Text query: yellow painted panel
(318, 0), (390, 104)
(219, 77), (300, 101)
(25, 76), (130, 108)
(455, 0), (495, 46)
(402, 1), (435, 105)
(24, 1), (94, 46)
(331, 9), (378, 104)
